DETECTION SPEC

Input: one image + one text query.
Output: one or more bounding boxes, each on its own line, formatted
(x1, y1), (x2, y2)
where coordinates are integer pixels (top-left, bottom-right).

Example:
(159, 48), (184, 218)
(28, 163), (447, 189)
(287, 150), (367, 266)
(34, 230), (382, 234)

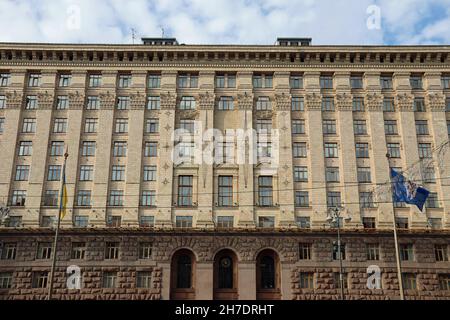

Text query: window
(410, 76), (423, 89)
(59, 74), (71, 87)
(109, 190), (124, 207)
(36, 242), (52, 260)
(71, 242), (86, 260)
(11, 190), (26, 206)
(396, 217), (409, 229)
(179, 96), (196, 110)
(15, 165), (30, 181)
(298, 243), (312, 260)
(113, 141), (127, 157)
(415, 120), (429, 135)
(26, 96), (38, 109)
(179, 119), (195, 133)
(333, 273), (348, 289)
(6, 216), (22, 227)
(295, 191), (309, 207)
(353, 120), (367, 135)
(428, 217), (442, 229)
(352, 97), (365, 112)
(144, 142), (158, 157)
(257, 142), (272, 159)
(320, 75), (333, 89)
(28, 74), (41, 87)
(178, 73), (198, 88)
(402, 273), (417, 290)
(387, 143), (401, 158)
(383, 98), (395, 112)
(84, 118), (98, 133)
(400, 244), (414, 261)
(290, 75), (303, 89)
(0, 96), (6, 109)
(0, 272), (12, 289)
(253, 74), (273, 88)
(47, 165), (61, 181)
(147, 96), (161, 110)
(115, 118), (128, 133)
(49, 141), (65, 156)
(384, 120), (398, 135)
(22, 118), (36, 133)
(216, 73), (236, 88)
(0, 118), (4, 134)
(360, 192), (375, 208)
(86, 96), (100, 110)
(256, 97), (271, 110)
(0, 73), (11, 86)
(140, 216), (155, 228)
(148, 74), (161, 88)
(350, 76), (363, 89)
(81, 141), (96, 156)
(355, 143), (369, 158)
(141, 191), (156, 207)
(77, 191), (91, 206)
(323, 120), (336, 134)
(136, 272), (152, 288)
(18, 141), (32, 156)
(103, 272), (117, 288)
(107, 216), (122, 228)
(326, 167), (340, 182)
(324, 143), (338, 158)
(294, 166), (308, 182)
(111, 165), (125, 181)
(293, 142), (307, 158)
(176, 216), (193, 228)
(139, 242), (153, 259)
(117, 96), (130, 110)
(332, 243), (346, 260)
(118, 74), (132, 88)
(105, 242), (119, 259)
(53, 118), (67, 133)
(362, 217), (376, 229)
(258, 216), (275, 228)
(217, 216), (234, 229)
(32, 272), (49, 288)
(89, 74), (102, 87)
(1, 243), (17, 260)
(418, 143), (432, 159)
(256, 119), (272, 133)
(299, 273), (314, 289)
(357, 167), (371, 183)
(414, 98), (426, 112)
(73, 215), (89, 228)
(292, 119), (305, 134)
(327, 192), (341, 208)
(56, 96), (69, 110)
(442, 76), (450, 89)
(44, 191), (59, 207)
(145, 118), (159, 133)
(143, 165), (157, 181)
(178, 176), (193, 207)
(438, 274), (450, 291)
(380, 76), (393, 89)
(322, 97), (335, 111)
(218, 176), (233, 207)
(292, 97), (304, 111)
(447, 121), (450, 135)
(426, 192), (439, 208)
(435, 245), (448, 262)
(218, 96), (234, 110)
(258, 176), (273, 207)
(447, 99), (450, 112)
(296, 217), (311, 229)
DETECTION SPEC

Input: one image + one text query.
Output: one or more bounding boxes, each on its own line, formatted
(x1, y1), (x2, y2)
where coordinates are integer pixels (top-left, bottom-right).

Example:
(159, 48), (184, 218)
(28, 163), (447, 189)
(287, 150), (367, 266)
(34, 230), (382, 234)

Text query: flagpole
(47, 150), (69, 300)
(387, 153), (405, 300)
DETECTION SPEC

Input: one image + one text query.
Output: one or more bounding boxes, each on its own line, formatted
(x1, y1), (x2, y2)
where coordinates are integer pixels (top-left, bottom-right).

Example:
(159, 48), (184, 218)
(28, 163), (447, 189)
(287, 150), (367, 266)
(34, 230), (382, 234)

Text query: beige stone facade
(0, 40), (449, 300)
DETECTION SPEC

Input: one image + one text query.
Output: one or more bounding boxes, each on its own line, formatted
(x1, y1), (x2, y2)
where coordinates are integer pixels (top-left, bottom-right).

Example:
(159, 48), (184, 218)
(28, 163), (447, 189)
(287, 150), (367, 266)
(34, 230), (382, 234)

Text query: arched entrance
(213, 249), (238, 300)
(256, 249), (281, 300)
(170, 249), (196, 300)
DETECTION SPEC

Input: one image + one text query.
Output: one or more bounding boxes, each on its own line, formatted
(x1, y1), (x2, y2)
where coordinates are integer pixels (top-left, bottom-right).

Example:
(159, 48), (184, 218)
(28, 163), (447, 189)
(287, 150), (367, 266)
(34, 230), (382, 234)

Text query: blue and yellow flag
(391, 169), (430, 212)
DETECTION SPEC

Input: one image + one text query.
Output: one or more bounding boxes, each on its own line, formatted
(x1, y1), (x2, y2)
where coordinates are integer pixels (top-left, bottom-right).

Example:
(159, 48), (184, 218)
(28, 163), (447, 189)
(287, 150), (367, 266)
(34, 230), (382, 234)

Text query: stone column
(238, 262), (256, 300)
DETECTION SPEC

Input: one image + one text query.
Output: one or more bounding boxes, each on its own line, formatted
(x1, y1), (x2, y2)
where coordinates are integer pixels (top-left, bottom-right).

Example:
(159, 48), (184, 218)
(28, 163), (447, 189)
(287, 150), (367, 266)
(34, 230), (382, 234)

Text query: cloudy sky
(0, 0), (449, 45)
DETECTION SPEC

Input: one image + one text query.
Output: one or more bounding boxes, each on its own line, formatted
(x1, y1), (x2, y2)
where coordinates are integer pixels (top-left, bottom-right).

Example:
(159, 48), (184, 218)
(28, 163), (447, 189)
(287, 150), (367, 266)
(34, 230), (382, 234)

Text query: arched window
(177, 254), (192, 289)
(171, 249), (196, 300)
(214, 249), (238, 300)
(218, 256), (234, 289)
(259, 255), (275, 289)
(256, 249), (281, 300)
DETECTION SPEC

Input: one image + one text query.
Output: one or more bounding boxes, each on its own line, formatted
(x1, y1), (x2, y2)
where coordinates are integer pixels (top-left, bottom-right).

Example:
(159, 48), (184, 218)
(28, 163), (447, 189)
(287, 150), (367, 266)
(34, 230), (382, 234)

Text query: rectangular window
(81, 141), (96, 156)
(111, 165), (126, 181)
(47, 165), (61, 181)
(360, 192), (375, 208)
(218, 96), (234, 110)
(320, 75), (333, 89)
(113, 141), (127, 157)
(138, 242), (153, 260)
(215, 74), (236, 88)
(426, 192), (439, 208)
(26, 96), (38, 109)
(0, 243), (17, 260)
(0, 96), (6, 109)
(41, 216), (55, 228)
(179, 96), (196, 110)
(28, 74), (41, 87)
(218, 176), (233, 207)
(384, 120), (398, 135)
(298, 243), (312, 260)
(86, 96), (100, 110)
(71, 242), (86, 260)
(18, 141), (32, 156)
(84, 118), (98, 133)
(256, 119), (272, 133)
(136, 272), (152, 288)
(355, 143), (369, 158)
(147, 96), (161, 110)
(410, 76), (423, 89)
(178, 73), (198, 88)
(327, 192), (341, 208)
(322, 120), (336, 134)
(144, 142), (158, 157)
(435, 245), (448, 262)
(143, 165), (157, 181)
(352, 97), (365, 112)
(291, 97), (304, 111)
(350, 76), (363, 89)
(299, 273), (314, 289)
(357, 167), (371, 183)
(53, 118), (67, 133)
(326, 167), (340, 183)
(32, 272), (49, 288)
(44, 190), (59, 207)
(362, 217), (376, 229)
(256, 97), (271, 110)
(258, 176), (273, 207)
(179, 119), (195, 133)
(89, 74), (102, 87)
(73, 216), (89, 228)
(380, 76), (393, 89)
(217, 216), (234, 229)
(109, 191), (124, 207)
(253, 74), (273, 88)
(296, 217), (311, 229)
(176, 216), (193, 228)
(36, 242), (52, 260)
(332, 243), (346, 260)
(7, 216), (22, 227)
(0, 73), (11, 87)
(396, 217), (409, 229)
(258, 216), (275, 228)
(22, 118), (36, 133)
(117, 96), (130, 110)
(293, 142), (307, 158)
(294, 166), (308, 182)
(105, 242), (120, 259)
(383, 98), (395, 112)
(414, 98), (426, 112)
(447, 99), (450, 112)
(0, 118), (4, 134)
(322, 97), (335, 111)
(324, 143), (338, 158)
(77, 191), (91, 206)
(141, 191), (156, 207)
(15, 165), (30, 181)
(418, 143), (432, 159)
(442, 76), (450, 89)
(295, 191), (309, 207)
(145, 118), (159, 133)
(333, 273), (348, 290)
(402, 273), (417, 290)
(115, 118), (128, 133)
(400, 244), (414, 261)
(429, 218), (442, 229)
(11, 190), (26, 206)
(140, 216), (155, 228)
(102, 272), (117, 288)
(415, 120), (429, 135)
(423, 166), (436, 184)
(292, 119), (305, 134)
(0, 272), (13, 289)
(148, 74), (161, 88)
(59, 74), (71, 87)
(178, 176), (193, 207)
(353, 120), (367, 135)
(56, 96), (69, 110)
(438, 274), (450, 291)
(290, 75), (303, 89)
(387, 143), (401, 158)
(118, 74), (132, 88)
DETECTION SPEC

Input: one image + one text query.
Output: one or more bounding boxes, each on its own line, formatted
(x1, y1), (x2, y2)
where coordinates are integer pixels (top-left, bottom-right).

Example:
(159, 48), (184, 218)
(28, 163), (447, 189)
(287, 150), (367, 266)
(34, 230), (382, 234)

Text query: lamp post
(326, 205), (351, 300)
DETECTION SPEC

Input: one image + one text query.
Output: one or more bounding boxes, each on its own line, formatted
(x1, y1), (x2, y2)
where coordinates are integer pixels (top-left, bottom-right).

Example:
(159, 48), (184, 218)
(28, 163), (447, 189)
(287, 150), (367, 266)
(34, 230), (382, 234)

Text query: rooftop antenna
(131, 28), (137, 44)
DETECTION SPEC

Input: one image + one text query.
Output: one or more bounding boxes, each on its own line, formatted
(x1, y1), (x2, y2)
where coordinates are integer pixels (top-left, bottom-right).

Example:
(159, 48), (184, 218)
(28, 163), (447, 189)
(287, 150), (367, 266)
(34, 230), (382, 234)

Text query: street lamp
(326, 205), (351, 300)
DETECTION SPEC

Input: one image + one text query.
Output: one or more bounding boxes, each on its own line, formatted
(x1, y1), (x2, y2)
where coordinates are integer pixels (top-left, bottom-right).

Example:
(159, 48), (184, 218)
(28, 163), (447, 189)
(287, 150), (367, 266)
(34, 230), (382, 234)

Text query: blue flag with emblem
(390, 169), (430, 212)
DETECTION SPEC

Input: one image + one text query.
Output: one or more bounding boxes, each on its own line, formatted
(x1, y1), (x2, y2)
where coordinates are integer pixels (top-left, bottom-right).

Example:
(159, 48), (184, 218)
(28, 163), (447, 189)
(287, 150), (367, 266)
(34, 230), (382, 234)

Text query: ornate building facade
(0, 38), (449, 300)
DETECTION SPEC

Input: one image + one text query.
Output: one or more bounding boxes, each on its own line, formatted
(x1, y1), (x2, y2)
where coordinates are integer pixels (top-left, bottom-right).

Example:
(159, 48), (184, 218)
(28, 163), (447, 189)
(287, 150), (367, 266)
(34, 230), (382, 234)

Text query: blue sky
(0, 0), (449, 45)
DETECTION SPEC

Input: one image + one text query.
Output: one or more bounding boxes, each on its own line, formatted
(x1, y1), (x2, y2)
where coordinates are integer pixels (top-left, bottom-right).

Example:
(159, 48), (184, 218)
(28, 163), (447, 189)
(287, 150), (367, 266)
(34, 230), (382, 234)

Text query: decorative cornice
(5, 90), (23, 109)
(160, 92), (176, 110)
(237, 93), (254, 110)
(397, 93), (414, 112)
(274, 93), (291, 111)
(130, 91), (146, 110)
(68, 91), (85, 110)
(305, 92), (322, 111)
(198, 91), (215, 110)
(427, 92), (446, 112)
(335, 92), (353, 111)
(37, 91), (54, 110)
(365, 92), (384, 112)
(99, 91), (115, 110)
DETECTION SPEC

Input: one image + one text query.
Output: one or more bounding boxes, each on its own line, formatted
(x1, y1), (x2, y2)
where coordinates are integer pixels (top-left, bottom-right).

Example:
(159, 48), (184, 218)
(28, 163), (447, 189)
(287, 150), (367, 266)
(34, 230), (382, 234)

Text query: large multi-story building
(0, 38), (449, 300)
